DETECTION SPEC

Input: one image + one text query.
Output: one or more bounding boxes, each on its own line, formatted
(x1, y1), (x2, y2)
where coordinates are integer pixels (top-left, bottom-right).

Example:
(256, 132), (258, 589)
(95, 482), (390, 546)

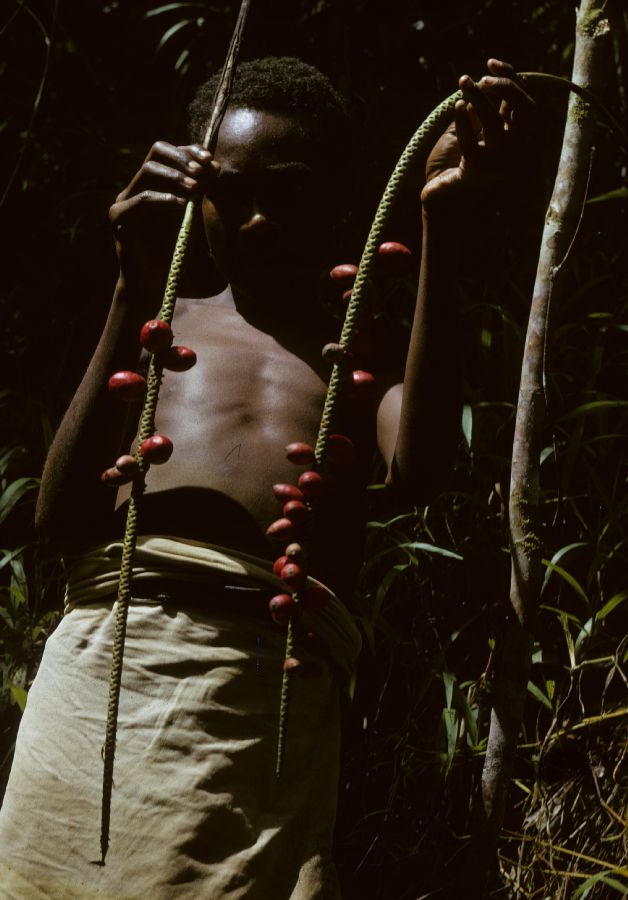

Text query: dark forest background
(1, 1), (627, 897)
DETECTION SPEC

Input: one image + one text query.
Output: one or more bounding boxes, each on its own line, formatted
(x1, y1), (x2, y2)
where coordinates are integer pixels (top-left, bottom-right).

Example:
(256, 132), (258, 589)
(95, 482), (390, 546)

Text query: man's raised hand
(109, 142), (219, 297)
(421, 59), (537, 216)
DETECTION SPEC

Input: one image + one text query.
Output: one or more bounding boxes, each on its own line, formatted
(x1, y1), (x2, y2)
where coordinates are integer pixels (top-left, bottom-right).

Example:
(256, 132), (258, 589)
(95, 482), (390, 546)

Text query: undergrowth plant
(336, 225), (627, 898)
(336, 7), (627, 889)
(0, 390), (63, 799)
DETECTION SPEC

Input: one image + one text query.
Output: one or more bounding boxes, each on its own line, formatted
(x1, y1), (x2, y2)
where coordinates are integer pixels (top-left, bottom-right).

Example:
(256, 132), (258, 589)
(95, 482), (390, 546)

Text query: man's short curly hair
(188, 56), (350, 151)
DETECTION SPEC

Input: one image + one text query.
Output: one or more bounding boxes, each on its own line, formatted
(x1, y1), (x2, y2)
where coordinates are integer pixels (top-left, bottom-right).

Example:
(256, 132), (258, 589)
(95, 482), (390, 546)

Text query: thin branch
(469, 1), (612, 891)
(0, 0), (27, 38)
(0, 0), (59, 208)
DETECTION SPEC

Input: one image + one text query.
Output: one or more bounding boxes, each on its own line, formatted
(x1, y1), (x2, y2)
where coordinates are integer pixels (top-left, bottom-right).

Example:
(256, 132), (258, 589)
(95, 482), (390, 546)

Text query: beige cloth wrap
(0, 537), (361, 900)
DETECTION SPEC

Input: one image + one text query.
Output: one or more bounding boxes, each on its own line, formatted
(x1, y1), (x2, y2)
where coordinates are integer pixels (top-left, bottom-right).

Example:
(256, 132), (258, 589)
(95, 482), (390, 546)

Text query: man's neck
(225, 280), (335, 366)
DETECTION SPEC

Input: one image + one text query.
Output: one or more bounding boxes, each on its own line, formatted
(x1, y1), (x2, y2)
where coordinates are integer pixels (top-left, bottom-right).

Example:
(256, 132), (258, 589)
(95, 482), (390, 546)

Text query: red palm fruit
(139, 434), (173, 465)
(351, 328), (373, 359)
(280, 562), (307, 591)
(351, 369), (376, 387)
(285, 442), (315, 465)
(266, 518), (297, 542)
(321, 342), (347, 364)
(377, 241), (413, 271)
(350, 317), (374, 356)
(285, 542), (305, 562)
(115, 454), (139, 475)
(283, 657), (303, 675)
(301, 584), (330, 611)
(158, 345), (196, 371)
(298, 471), (324, 499)
(269, 593), (296, 626)
(283, 500), (308, 524)
(273, 555), (289, 576)
(329, 263), (358, 284)
(378, 240), (412, 256)
(350, 370), (377, 394)
(272, 483), (305, 503)
(107, 371), (146, 402)
(326, 434), (356, 465)
(342, 289), (353, 303)
(139, 319), (174, 353)
(101, 466), (132, 487)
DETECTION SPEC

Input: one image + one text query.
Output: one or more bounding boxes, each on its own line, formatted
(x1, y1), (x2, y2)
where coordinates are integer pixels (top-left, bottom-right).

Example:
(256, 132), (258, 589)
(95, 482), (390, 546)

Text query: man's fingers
(179, 145), (221, 184)
(486, 58), (517, 79)
(144, 141), (208, 173)
(119, 142), (219, 202)
(453, 99), (478, 159)
(109, 190), (187, 231)
(478, 76), (536, 111)
(116, 159), (208, 205)
(459, 75), (503, 146)
(182, 143), (214, 163)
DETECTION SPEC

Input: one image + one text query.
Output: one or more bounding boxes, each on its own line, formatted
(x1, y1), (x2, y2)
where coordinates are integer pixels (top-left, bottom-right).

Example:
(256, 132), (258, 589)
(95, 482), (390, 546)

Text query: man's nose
(240, 210), (270, 233)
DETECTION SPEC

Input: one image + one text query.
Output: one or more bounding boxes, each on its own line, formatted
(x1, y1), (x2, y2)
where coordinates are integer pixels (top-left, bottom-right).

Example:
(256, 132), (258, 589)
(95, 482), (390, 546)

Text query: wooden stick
(471, 1), (611, 891)
(202, 0), (252, 152)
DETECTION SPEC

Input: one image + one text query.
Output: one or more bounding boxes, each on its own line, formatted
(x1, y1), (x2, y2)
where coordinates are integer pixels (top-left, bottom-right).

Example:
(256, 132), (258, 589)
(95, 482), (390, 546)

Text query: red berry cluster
(327, 241), (412, 367)
(328, 264), (374, 362)
(102, 319), (196, 486)
(266, 249), (419, 677)
(266, 435), (359, 674)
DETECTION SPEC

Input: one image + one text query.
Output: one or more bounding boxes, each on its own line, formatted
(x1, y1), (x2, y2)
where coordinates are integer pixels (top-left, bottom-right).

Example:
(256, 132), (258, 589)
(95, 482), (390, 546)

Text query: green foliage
(336, 59), (627, 892)
(0, 392), (63, 798)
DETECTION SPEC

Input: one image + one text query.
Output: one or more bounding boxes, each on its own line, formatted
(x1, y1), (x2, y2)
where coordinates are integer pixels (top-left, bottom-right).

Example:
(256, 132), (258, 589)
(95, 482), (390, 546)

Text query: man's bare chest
(156, 300), (328, 438)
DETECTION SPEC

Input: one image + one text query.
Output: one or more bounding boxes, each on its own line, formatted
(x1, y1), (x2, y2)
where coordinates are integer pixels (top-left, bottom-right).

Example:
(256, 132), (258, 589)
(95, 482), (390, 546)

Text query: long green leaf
(145, 3), (207, 17)
(0, 546), (27, 571)
(8, 682), (27, 712)
(360, 540), (462, 580)
(541, 559), (589, 606)
(597, 591), (628, 620)
(559, 400), (628, 422)
(541, 543), (588, 595)
(0, 477), (40, 524)
(0, 446), (25, 476)
(462, 405), (472, 448)
(527, 680), (553, 711)
(560, 613), (576, 669)
(156, 19), (194, 52)
(403, 542), (463, 561)
(366, 511), (418, 530)
(540, 605), (583, 628)
(440, 707), (459, 777)
(572, 871), (628, 898)
(442, 670), (455, 709)
(369, 563), (408, 626)
(587, 186), (628, 203)
(574, 616), (593, 658)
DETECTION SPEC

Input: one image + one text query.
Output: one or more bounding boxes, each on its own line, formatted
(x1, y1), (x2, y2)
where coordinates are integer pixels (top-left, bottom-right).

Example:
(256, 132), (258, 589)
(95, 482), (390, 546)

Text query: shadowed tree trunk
(469, 0), (611, 892)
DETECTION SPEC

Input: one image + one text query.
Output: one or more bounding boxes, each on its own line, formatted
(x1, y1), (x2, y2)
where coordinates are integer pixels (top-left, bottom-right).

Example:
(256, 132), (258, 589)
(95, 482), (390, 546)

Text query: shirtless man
(0, 57), (534, 899)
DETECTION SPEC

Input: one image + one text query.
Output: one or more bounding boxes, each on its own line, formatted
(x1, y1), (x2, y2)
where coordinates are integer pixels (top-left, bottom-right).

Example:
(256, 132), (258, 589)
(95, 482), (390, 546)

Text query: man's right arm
(377, 60), (541, 503)
(35, 142), (216, 548)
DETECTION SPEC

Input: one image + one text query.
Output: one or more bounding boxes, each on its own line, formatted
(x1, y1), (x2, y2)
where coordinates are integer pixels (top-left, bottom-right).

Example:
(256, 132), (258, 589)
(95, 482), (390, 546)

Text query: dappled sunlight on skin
(201, 108), (339, 313)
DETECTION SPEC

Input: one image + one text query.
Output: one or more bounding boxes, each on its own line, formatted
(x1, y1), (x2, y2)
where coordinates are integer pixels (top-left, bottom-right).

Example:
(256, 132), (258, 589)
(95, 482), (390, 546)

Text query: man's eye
(210, 173), (246, 206)
(261, 173), (314, 208)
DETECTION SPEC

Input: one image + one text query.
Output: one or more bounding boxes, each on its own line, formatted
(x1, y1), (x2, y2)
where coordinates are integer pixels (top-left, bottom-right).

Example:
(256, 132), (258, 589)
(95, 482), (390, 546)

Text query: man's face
(202, 107), (332, 300)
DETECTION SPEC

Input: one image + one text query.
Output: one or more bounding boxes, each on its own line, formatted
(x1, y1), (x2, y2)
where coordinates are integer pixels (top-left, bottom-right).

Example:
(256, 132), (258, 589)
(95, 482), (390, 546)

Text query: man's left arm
(378, 60), (539, 502)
